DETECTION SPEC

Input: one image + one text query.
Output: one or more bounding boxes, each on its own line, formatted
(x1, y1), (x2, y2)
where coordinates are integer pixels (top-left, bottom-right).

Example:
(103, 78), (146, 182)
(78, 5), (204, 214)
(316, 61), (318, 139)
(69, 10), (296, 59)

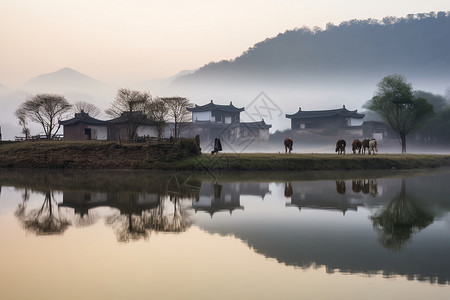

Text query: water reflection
(371, 178), (434, 251)
(16, 189), (70, 235)
(1, 169), (450, 285)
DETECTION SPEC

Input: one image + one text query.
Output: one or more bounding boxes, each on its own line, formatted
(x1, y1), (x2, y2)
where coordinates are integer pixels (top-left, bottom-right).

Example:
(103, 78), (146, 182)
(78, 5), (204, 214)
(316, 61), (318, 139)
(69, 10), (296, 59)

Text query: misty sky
(1, 0), (449, 86)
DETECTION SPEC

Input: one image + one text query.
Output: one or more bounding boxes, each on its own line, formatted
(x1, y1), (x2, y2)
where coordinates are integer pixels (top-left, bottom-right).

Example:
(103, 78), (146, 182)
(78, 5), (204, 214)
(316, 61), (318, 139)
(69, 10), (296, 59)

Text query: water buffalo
(362, 139), (370, 154)
(369, 139), (378, 155)
(335, 139), (346, 155)
(284, 138), (293, 153)
(352, 139), (362, 154)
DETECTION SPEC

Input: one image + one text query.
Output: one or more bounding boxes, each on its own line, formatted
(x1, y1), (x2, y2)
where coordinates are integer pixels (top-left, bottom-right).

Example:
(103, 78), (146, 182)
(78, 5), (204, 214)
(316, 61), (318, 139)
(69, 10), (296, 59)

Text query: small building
(184, 100), (272, 146)
(59, 111), (107, 140)
(107, 111), (156, 141)
(187, 100), (244, 124)
(286, 105), (365, 136)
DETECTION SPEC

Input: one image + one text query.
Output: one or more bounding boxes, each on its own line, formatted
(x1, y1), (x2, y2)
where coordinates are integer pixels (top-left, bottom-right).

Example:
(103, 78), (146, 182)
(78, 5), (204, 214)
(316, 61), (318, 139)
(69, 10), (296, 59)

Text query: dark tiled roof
(240, 120), (272, 129)
(187, 100), (244, 113)
(107, 111), (154, 125)
(59, 111), (107, 126)
(286, 105), (365, 119)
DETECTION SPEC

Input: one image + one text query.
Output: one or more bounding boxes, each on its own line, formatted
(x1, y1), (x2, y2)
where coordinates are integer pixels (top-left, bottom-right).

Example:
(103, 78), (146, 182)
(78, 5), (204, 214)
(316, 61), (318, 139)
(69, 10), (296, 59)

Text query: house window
(300, 123), (305, 129)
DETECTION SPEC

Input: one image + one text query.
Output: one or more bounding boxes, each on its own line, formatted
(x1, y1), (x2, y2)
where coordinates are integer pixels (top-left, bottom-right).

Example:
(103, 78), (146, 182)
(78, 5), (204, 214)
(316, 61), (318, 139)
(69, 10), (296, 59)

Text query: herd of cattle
(283, 137), (378, 154)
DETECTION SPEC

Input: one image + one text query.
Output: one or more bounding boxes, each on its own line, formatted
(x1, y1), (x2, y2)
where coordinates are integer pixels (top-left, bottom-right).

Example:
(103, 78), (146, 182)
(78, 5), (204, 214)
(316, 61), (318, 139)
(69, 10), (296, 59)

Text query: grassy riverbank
(167, 153), (450, 171)
(1, 140), (450, 170)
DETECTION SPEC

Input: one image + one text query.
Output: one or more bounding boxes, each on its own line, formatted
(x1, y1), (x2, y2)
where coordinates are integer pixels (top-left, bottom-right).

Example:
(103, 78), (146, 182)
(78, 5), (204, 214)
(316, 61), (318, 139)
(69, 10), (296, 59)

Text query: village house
(184, 100), (272, 145)
(59, 100), (272, 144)
(286, 105), (365, 136)
(58, 110), (108, 141)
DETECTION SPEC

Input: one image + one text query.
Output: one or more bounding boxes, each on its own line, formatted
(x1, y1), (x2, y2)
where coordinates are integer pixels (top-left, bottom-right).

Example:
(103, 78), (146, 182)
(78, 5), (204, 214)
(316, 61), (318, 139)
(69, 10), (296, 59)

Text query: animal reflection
(284, 182), (293, 197)
(335, 181), (346, 194)
(352, 179), (378, 196)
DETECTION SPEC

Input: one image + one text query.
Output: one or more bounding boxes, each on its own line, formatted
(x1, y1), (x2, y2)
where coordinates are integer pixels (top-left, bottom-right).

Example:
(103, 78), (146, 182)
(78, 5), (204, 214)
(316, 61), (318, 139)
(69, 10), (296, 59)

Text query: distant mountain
(176, 12), (450, 85)
(20, 67), (117, 110)
(23, 67), (111, 92)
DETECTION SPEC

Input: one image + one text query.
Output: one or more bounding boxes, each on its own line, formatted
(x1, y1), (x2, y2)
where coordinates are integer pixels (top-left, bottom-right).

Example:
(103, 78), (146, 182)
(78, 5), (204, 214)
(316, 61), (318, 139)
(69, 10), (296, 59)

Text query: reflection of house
(59, 190), (161, 216)
(286, 181), (365, 215)
(184, 100), (272, 144)
(286, 105), (365, 136)
(192, 181), (271, 216)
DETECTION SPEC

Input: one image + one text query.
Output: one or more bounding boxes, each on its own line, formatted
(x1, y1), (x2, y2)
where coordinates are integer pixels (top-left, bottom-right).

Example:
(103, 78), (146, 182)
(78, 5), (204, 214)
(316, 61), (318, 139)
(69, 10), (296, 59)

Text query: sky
(1, 0), (449, 87)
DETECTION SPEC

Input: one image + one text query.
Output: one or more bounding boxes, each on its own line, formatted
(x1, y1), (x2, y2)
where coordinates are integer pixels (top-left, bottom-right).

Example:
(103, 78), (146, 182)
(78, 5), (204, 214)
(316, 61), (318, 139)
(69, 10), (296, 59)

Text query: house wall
(348, 118), (364, 126)
(193, 111), (212, 122)
(136, 125), (158, 137)
(63, 123), (107, 141)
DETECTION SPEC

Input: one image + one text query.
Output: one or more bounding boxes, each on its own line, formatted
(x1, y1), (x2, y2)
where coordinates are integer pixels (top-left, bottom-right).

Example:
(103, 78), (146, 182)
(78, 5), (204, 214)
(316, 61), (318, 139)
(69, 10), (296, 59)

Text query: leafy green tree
(366, 75), (434, 153)
(15, 93), (72, 140)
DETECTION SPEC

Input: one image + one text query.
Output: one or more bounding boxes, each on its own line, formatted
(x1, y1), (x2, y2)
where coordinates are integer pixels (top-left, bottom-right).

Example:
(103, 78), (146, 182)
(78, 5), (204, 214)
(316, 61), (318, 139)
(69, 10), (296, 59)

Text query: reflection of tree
(15, 190), (70, 235)
(105, 193), (192, 243)
(73, 212), (99, 228)
(371, 178), (434, 250)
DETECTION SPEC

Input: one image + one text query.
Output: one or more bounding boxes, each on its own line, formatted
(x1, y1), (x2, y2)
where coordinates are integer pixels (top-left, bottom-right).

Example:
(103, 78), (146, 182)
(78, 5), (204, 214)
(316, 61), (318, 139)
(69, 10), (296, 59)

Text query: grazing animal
(368, 139), (378, 155)
(335, 139), (346, 155)
(352, 139), (362, 154)
(284, 138), (293, 153)
(362, 139), (370, 154)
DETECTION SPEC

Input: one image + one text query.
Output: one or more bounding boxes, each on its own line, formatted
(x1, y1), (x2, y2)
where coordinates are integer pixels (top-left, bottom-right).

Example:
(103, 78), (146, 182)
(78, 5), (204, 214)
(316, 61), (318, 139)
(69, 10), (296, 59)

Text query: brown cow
(369, 139), (378, 155)
(335, 139), (346, 155)
(352, 139), (362, 154)
(284, 138), (293, 153)
(362, 139), (370, 154)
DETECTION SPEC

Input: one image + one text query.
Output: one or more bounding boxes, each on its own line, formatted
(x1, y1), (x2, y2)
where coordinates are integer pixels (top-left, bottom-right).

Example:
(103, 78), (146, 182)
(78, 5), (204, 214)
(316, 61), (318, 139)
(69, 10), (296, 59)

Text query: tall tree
(72, 101), (101, 117)
(15, 93), (72, 140)
(146, 97), (169, 139)
(14, 107), (31, 140)
(162, 97), (193, 138)
(366, 75), (434, 153)
(106, 88), (152, 140)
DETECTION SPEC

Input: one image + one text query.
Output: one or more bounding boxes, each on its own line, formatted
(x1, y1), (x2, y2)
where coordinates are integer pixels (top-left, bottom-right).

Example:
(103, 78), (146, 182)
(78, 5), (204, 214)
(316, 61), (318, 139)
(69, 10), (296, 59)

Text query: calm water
(1, 168), (450, 300)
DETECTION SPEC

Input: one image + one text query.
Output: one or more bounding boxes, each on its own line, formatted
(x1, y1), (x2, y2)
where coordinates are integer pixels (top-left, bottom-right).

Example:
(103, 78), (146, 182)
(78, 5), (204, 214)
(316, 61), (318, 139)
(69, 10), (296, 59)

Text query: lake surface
(1, 168), (450, 300)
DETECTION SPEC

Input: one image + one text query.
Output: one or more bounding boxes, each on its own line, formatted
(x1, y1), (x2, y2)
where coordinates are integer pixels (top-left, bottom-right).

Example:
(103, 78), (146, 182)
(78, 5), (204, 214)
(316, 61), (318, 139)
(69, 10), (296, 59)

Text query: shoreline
(1, 140), (450, 171)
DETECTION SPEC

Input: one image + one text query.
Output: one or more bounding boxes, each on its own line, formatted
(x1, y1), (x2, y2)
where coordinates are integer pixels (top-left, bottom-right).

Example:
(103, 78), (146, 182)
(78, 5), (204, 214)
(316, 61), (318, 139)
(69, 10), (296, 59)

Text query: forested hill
(175, 12), (450, 85)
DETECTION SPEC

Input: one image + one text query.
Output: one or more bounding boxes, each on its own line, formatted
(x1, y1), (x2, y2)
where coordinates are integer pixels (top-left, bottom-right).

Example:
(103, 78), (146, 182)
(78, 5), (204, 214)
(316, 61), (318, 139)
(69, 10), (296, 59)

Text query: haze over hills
(2, 11), (450, 140)
(172, 11), (450, 128)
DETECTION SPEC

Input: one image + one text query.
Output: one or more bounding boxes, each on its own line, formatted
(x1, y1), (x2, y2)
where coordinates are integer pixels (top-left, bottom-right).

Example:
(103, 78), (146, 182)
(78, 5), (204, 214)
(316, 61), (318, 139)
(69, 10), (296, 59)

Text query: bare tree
(15, 93), (72, 140)
(14, 107), (31, 139)
(106, 88), (152, 140)
(146, 97), (169, 139)
(162, 97), (193, 138)
(72, 101), (101, 117)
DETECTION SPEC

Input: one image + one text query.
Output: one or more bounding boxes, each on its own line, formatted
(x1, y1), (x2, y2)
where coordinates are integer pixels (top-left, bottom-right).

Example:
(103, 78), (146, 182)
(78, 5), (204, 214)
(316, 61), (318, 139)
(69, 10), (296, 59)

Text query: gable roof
(187, 100), (244, 113)
(241, 120), (272, 130)
(286, 105), (365, 119)
(107, 111), (154, 125)
(59, 111), (106, 126)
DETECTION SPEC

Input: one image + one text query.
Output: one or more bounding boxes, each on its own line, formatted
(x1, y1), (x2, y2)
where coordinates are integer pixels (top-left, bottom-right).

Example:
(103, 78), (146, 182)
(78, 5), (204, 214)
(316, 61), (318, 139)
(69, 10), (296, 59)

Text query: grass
(1, 141), (450, 171)
(169, 152), (450, 171)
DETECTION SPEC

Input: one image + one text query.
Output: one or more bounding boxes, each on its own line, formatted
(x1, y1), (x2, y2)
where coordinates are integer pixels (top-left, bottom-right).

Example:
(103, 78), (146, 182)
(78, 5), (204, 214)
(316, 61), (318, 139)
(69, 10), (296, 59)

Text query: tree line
(15, 88), (193, 141)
